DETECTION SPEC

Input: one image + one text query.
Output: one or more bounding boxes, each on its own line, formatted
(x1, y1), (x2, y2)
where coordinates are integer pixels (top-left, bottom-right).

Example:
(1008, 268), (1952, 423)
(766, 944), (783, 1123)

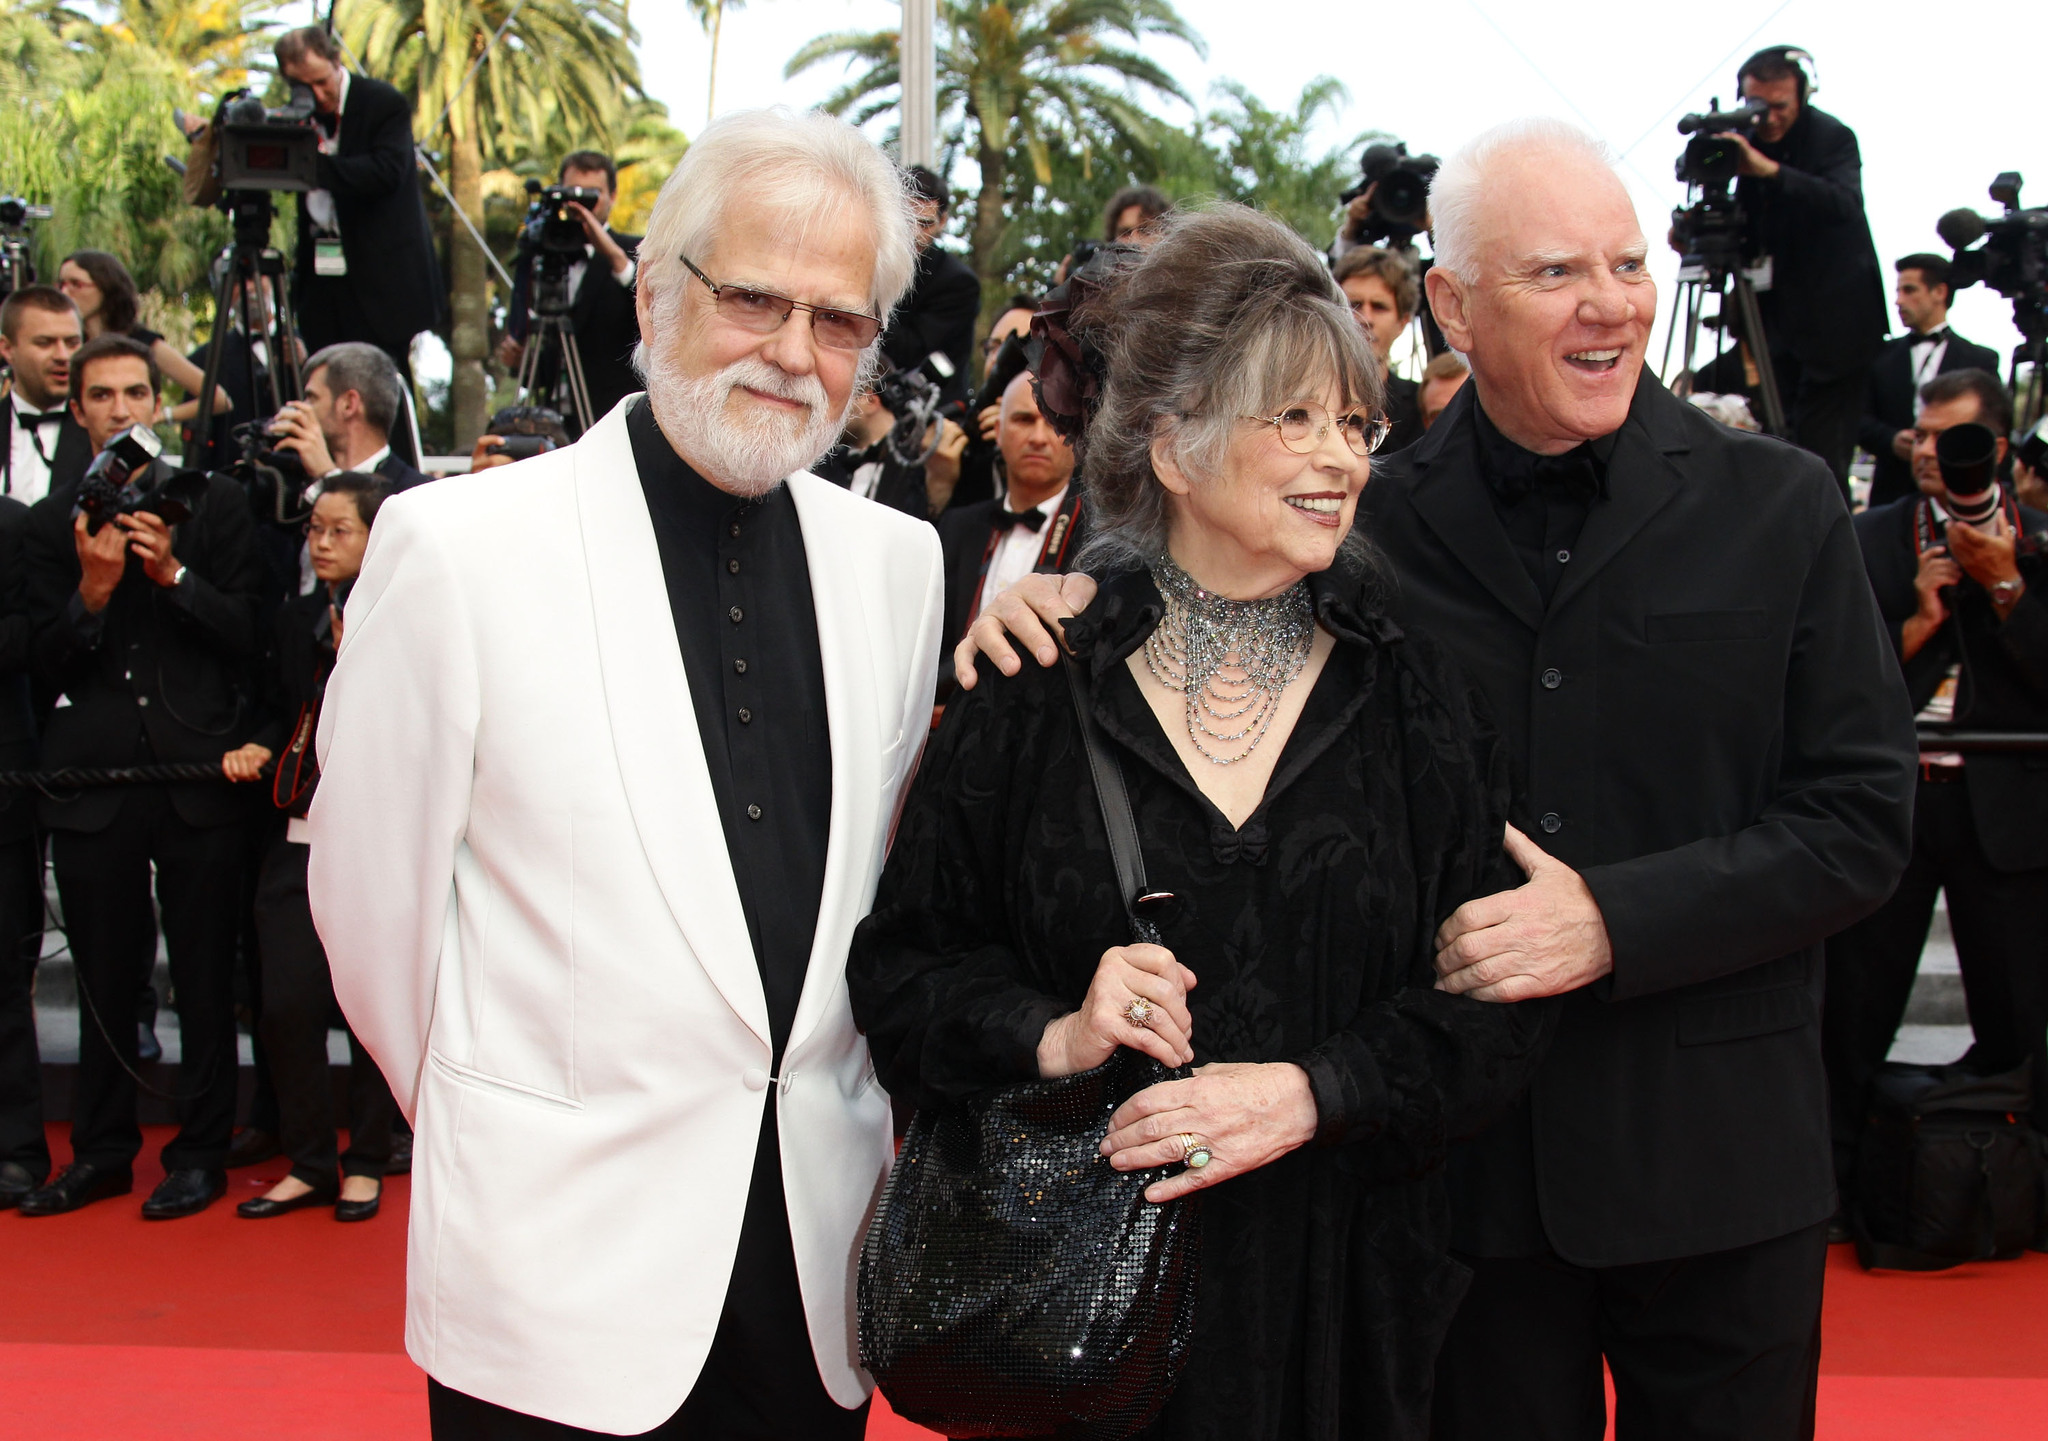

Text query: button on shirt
(627, 399), (832, 1062)
(975, 484), (1068, 619)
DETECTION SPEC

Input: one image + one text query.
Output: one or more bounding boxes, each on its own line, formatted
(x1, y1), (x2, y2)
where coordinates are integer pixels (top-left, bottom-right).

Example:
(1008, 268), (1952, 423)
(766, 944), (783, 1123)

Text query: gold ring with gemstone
(1123, 997), (1156, 1028)
(1178, 1134), (1213, 1169)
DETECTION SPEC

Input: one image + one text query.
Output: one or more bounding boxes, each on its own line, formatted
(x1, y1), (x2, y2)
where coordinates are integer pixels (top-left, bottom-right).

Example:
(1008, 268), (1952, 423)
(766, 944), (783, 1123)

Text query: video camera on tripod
(1937, 173), (2048, 431)
(1662, 96), (1786, 436)
(509, 179), (606, 432)
(0, 193), (53, 299)
(1339, 142), (1439, 249)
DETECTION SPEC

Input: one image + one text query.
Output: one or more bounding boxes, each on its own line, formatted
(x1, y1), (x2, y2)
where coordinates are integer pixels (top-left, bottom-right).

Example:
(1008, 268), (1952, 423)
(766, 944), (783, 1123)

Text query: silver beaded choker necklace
(1144, 555), (1314, 765)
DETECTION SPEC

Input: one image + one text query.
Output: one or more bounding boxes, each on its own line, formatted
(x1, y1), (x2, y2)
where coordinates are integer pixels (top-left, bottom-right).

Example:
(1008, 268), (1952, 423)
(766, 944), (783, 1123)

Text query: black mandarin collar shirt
(1473, 401), (1619, 607)
(627, 398), (833, 1063)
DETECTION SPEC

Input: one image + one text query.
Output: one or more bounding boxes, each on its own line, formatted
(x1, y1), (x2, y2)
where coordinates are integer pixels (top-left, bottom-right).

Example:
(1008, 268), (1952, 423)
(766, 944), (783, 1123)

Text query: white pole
(900, 0), (936, 169)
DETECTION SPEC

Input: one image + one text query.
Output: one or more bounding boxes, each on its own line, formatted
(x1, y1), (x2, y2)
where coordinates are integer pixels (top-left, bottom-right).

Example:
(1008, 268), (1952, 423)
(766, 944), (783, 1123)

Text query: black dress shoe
(18, 1162), (135, 1216)
(238, 1182), (339, 1219)
(141, 1167), (227, 1219)
(335, 1182), (382, 1223)
(226, 1128), (281, 1169)
(0, 1160), (45, 1210)
(384, 1131), (412, 1175)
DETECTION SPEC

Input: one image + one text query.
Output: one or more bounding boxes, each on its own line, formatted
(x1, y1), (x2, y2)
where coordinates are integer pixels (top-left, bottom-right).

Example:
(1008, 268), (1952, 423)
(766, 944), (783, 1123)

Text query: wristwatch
(1991, 576), (2025, 605)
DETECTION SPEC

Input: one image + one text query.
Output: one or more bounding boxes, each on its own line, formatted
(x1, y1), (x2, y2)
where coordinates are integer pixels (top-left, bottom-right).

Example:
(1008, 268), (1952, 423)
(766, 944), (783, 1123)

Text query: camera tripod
(1660, 187), (1787, 437)
(513, 256), (594, 434)
(191, 189), (305, 486)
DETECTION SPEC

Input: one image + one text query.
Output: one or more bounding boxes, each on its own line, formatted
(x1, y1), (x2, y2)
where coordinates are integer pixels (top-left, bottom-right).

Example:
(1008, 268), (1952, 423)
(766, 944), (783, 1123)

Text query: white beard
(643, 353), (846, 496)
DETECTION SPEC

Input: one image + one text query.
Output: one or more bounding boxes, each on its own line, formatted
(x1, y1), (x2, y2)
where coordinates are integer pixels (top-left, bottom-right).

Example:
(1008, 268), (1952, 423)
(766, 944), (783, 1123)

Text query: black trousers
(1823, 774), (2048, 1188)
(1431, 1222), (1827, 1441)
(1770, 351), (1863, 492)
(295, 277), (416, 389)
(254, 836), (395, 1185)
(51, 791), (243, 1173)
(427, 1100), (868, 1441)
(0, 832), (48, 1175)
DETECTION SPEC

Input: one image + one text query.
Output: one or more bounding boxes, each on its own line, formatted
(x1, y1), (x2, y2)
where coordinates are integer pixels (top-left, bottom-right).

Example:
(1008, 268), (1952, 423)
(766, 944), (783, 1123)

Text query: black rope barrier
(0, 762), (246, 788)
(1916, 730), (2048, 754)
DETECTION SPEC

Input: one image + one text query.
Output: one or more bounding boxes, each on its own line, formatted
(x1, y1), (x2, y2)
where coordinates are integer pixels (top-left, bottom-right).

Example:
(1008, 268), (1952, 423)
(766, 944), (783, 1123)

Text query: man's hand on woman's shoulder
(953, 571), (1100, 688)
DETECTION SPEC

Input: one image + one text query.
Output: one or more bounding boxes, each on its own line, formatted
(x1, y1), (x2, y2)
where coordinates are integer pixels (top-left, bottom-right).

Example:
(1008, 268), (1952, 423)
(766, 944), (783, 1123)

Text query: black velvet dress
(848, 563), (1557, 1441)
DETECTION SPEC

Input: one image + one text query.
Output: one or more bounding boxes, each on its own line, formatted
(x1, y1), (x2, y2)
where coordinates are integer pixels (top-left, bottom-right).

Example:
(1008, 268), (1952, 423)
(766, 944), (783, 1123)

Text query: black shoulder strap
(1061, 653), (1164, 945)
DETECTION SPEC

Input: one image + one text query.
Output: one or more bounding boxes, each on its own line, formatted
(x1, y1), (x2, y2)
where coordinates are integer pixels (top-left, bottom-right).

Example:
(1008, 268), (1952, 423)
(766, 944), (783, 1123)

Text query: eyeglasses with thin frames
(680, 256), (883, 351)
(1245, 400), (1392, 457)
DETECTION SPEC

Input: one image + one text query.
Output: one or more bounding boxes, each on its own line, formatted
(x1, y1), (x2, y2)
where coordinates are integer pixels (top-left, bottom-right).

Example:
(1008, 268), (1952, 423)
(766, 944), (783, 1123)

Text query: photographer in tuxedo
(15, 335), (267, 1220)
(497, 151), (643, 435)
(958, 119), (1916, 1439)
(310, 108), (942, 1438)
(1857, 255), (2001, 508)
(274, 26), (444, 376)
(1, 286), (88, 502)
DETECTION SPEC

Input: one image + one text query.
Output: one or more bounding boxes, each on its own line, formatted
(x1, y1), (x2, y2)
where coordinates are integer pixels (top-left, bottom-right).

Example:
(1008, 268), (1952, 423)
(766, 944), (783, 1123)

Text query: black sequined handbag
(857, 657), (1201, 1440)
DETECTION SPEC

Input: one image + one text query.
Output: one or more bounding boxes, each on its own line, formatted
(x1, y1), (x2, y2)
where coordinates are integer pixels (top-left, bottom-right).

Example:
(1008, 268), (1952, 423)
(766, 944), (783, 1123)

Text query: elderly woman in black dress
(847, 205), (1554, 1439)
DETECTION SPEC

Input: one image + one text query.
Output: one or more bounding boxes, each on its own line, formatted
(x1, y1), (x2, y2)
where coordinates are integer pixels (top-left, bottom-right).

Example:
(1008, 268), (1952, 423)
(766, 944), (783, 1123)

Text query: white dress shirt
(1909, 328), (1950, 416)
(975, 485), (1068, 618)
(4, 395), (64, 503)
(305, 69), (352, 240)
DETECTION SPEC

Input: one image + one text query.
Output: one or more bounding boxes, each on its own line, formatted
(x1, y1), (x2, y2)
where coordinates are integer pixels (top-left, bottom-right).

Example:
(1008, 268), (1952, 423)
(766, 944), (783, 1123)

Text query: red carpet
(2, 1127), (2042, 1438)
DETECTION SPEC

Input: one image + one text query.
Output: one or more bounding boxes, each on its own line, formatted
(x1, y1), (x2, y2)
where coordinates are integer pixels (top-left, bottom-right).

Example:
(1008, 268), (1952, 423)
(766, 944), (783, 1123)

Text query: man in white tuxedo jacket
(308, 109), (941, 1438)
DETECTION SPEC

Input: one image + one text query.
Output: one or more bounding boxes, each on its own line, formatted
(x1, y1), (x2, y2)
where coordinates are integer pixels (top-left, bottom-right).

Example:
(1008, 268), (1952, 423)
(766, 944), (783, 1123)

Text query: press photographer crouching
(221, 472), (395, 1221)
(16, 334), (267, 1219)
(497, 151), (641, 435)
(1827, 368), (2048, 1206)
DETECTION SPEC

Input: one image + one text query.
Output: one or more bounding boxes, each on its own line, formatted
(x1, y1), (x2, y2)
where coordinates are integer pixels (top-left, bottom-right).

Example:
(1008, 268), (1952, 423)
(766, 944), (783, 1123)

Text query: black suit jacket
(506, 228), (643, 432)
(2, 396), (92, 501)
(1855, 494), (2048, 870)
(1359, 375), (1915, 1266)
(813, 441), (929, 522)
(1856, 330), (2004, 507)
(373, 451), (431, 493)
(0, 498), (41, 842)
(292, 74), (445, 349)
(24, 469), (268, 832)
(883, 246), (981, 404)
(936, 491), (1089, 664)
(1380, 374), (1425, 456)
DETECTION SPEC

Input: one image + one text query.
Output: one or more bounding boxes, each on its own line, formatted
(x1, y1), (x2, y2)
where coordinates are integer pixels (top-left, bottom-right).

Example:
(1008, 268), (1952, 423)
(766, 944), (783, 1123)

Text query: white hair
(635, 106), (920, 346)
(1428, 118), (1617, 281)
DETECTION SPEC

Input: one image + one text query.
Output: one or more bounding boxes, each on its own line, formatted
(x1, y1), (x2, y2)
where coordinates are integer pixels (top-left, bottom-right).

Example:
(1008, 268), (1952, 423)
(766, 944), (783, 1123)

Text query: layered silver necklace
(1144, 556), (1314, 765)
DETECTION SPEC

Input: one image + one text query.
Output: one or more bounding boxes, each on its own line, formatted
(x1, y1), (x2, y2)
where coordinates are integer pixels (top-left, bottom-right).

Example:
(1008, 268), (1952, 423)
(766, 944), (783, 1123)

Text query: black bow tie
(994, 506), (1046, 533)
(18, 409), (63, 429)
(1912, 329), (1949, 346)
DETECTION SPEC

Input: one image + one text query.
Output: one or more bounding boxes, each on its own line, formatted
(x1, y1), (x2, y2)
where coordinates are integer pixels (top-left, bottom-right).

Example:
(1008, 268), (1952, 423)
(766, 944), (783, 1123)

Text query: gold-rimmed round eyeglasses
(1246, 401), (1392, 457)
(680, 256), (883, 351)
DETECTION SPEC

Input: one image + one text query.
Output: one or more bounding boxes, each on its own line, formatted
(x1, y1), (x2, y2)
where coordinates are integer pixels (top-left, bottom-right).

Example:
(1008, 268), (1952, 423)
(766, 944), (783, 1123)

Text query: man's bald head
(997, 370), (1075, 507)
(1423, 119), (1655, 453)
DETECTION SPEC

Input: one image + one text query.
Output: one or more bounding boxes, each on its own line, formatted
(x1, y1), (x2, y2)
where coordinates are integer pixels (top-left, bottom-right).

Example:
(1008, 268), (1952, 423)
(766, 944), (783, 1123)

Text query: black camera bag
(1852, 1060), (2045, 1271)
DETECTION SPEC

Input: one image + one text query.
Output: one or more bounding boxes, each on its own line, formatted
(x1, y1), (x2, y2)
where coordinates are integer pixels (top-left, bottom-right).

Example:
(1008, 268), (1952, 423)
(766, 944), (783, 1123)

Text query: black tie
(994, 506), (1046, 533)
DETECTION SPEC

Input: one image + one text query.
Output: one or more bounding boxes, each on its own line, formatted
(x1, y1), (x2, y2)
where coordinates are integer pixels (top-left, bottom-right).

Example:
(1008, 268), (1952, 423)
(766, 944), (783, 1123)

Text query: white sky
(630, 0), (2047, 383)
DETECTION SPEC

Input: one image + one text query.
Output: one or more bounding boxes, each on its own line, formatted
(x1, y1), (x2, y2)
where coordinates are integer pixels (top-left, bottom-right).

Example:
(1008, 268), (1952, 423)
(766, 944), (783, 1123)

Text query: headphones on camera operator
(1735, 45), (1819, 102)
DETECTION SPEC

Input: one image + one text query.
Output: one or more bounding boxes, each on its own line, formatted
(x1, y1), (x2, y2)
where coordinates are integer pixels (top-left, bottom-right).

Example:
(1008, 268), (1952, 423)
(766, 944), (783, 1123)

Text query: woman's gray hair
(633, 107), (920, 382)
(1073, 203), (1384, 575)
(1429, 117), (1614, 282)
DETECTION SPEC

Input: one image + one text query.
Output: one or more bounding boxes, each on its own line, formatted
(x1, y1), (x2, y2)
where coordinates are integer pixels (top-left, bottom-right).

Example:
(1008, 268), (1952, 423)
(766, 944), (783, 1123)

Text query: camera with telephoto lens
(224, 416), (313, 525)
(2018, 417), (2048, 478)
(1936, 423), (2003, 527)
(870, 365), (944, 468)
(0, 192), (52, 298)
(485, 404), (571, 461)
(1339, 142), (1440, 246)
(1675, 98), (1767, 187)
(212, 82), (322, 193)
(77, 425), (209, 535)
(1937, 173), (2048, 342)
(519, 181), (603, 261)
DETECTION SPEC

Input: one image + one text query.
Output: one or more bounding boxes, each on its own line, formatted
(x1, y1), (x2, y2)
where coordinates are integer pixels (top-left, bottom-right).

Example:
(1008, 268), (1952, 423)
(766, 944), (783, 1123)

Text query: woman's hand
(1102, 1061), (1318, 1203)
(221, 743), (273, 782)
(1037, 943), (1198, 1077)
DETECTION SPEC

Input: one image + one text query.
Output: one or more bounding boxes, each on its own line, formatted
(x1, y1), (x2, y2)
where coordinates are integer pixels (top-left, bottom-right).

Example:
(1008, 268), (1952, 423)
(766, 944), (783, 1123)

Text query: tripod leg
(193, 251), (241, 452)
(559, 330), (594, 434)
(264, 250), (304, 405)
(1733, 277), (1787, 437)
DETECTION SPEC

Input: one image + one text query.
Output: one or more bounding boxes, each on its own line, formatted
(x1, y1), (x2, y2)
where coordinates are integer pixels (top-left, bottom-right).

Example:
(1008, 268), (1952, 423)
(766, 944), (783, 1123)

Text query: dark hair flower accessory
(1027, 243), (1136, 459)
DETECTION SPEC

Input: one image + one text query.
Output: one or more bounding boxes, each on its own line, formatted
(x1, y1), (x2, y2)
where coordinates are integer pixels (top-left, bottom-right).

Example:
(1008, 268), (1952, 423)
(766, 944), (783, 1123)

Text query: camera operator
(496, 151), (641, 434)
(1827, 367), (2048, 1206)
(1, 284), (88, 501)
(879, 165), (980, 406)
(1858, 254), (2002, 508)
(1333, 246), (1424, 453)
(935, 369), (1082, 666)
(1712, 46), (1887, 486)
(814, 387), (934, 520)
(273, 26), (444, 379)
(13, 334), (267, 1220)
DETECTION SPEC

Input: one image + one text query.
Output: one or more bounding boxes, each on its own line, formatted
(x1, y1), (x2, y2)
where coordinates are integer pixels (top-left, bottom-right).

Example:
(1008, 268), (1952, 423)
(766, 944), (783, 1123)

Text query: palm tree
(101, 0), (275, 96)
(685, 0), (748, 126)
(337, 0), (643, 445)
(787, 0), (1203, 321)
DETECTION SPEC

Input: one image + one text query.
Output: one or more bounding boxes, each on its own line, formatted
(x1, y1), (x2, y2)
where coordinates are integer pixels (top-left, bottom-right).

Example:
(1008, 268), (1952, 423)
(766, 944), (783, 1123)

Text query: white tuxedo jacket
(307, 399), (943, 1432)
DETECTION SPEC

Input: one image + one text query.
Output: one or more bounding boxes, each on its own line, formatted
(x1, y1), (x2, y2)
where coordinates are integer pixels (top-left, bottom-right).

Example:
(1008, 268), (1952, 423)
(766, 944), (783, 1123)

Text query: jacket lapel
(1406, 388), (1545, 632)
(573, 407), (769, 1046)
(1547, 378), (1690, 615)
(782, 475), (883, 1058)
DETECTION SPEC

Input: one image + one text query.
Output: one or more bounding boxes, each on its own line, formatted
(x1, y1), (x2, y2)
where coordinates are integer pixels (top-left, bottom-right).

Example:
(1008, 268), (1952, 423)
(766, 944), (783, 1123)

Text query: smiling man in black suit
(1857, 254), (2002, 507)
